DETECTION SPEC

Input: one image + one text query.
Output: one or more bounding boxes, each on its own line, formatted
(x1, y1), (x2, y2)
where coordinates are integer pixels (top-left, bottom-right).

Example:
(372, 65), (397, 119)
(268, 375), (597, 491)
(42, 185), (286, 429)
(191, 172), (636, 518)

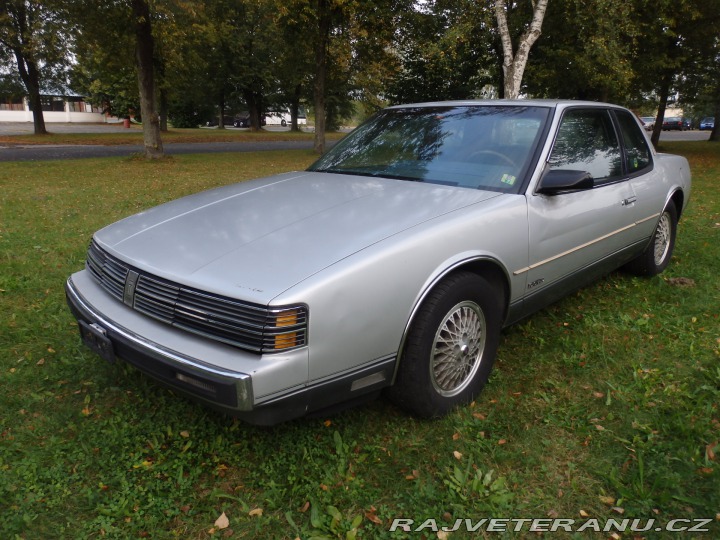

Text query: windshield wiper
(315, 167), (426, 182)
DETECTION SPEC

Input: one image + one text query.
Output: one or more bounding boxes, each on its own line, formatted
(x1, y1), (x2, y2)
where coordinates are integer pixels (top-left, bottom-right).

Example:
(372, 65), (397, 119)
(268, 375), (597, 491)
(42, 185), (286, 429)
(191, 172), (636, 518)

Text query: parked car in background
(233, 113), (266, 128)
(264, 109), (308, 127)
(640, 116), (655, 131)
(662, 117), (684, 130)
(206, 115), (235, 127)
(682, 118), (692, 130)
(699, 117), (715, 131)
(66, 100), (691, 425)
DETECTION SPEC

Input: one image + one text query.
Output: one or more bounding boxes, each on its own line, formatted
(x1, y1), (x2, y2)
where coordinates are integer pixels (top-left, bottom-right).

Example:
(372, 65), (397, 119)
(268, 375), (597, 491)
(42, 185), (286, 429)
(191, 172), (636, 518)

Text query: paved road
(656, 130), (712, 141)
(0, 140), (321, 162)
(0, 122), (337, 161)
(0, 121), (709, 162)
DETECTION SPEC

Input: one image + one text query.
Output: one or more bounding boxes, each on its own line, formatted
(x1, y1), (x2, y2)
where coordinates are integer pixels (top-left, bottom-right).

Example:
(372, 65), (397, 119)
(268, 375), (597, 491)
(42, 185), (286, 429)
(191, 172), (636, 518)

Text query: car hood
(95, 171), (501, 304)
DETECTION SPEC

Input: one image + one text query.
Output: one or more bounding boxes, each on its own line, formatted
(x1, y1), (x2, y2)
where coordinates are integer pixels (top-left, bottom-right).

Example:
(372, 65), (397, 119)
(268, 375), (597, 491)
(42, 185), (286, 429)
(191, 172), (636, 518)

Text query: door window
(549, 109), (622, 183)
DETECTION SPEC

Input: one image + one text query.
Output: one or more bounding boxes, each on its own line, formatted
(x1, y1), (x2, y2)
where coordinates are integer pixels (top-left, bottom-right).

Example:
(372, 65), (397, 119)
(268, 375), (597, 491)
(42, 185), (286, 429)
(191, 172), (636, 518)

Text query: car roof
(386, 99), (625, 110)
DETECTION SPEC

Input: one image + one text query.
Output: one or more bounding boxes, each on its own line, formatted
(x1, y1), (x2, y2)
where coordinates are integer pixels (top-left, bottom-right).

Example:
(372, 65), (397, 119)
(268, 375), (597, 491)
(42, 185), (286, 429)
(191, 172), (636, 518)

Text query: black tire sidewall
(624, 200), (678, 276)
(390, 272), (502, 418)
(651, 201), (677, 274)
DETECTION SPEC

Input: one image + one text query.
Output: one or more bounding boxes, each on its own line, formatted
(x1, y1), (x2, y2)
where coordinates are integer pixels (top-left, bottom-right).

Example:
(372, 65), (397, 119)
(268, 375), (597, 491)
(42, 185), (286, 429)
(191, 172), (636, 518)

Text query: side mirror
(537, 169), (594, 195)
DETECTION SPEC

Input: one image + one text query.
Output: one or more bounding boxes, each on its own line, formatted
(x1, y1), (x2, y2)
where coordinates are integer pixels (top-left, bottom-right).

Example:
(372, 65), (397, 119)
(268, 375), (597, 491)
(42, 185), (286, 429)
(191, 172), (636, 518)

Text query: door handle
(621, 196), (637, 206)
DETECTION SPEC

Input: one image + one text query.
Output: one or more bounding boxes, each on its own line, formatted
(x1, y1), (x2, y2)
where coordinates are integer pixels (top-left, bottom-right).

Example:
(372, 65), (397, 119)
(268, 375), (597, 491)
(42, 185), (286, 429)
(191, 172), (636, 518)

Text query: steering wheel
(467, 150), (515, 167)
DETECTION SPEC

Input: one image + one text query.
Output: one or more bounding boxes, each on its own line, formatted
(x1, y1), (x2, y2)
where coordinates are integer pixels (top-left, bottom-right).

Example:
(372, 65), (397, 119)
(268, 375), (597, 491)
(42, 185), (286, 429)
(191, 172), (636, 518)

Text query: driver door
(523, 108), (641, 303)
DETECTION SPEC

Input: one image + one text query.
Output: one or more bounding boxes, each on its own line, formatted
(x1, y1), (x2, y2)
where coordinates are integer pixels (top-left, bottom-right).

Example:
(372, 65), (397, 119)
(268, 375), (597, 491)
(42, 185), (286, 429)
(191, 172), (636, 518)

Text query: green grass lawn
(1, 144), (718, 539)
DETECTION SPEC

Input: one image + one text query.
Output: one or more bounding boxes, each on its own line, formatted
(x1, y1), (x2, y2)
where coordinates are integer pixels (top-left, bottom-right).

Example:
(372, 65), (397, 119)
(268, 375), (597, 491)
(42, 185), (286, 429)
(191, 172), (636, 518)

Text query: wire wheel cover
(430, 301), (487, 396)
(654, 212), (671, 266)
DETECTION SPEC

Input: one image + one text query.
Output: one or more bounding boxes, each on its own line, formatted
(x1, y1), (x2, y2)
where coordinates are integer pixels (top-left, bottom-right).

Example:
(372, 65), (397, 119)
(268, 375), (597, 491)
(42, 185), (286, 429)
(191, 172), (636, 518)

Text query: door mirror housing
(537, 169), (594, 195)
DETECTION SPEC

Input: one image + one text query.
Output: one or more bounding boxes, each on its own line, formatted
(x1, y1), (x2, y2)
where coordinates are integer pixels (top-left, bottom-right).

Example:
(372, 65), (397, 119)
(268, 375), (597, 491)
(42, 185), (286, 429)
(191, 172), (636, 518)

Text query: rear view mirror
(537, 169), (594, 194)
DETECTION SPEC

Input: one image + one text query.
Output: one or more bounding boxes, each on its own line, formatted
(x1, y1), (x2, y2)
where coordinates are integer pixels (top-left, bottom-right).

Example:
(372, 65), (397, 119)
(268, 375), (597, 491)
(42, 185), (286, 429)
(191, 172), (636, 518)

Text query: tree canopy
(2, 0), (719, 151)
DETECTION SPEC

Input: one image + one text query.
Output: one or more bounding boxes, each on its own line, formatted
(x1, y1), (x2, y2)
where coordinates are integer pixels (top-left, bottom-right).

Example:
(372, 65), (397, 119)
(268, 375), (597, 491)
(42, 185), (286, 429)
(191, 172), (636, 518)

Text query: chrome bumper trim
(66, 276), (254, 411)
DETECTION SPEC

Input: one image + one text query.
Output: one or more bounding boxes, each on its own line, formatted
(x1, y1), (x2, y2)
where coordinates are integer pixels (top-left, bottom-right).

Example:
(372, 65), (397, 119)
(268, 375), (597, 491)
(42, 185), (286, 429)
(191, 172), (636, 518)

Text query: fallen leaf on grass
(299, 501), (310, 513)
(405, 469), (420, 480)
(452, 432), (460, 441)
(365, 506), (382, 525)
(612, 507), (625, 515)
(215, 512), (230, 529)
(706, 442), (717, 461)
(599, 496), (616, 506)
(579, 510), (589, 517)
(498, 439), (507, 445)
(248, 508), (263, 517)
(453, 451), (463, 460)
(665, 277), (695, 287)
(180, 430), (190, 438)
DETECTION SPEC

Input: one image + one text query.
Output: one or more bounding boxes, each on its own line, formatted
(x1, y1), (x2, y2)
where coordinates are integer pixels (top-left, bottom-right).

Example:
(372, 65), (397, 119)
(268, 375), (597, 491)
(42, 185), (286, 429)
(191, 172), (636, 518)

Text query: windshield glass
(309, 105), (550, 192)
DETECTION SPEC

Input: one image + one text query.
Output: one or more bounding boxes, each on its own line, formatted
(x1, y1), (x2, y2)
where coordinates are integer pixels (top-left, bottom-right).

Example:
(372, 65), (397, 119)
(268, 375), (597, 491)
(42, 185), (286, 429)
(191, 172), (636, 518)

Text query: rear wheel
(625, 200), (677, 276)
(388, 272), (502, 418)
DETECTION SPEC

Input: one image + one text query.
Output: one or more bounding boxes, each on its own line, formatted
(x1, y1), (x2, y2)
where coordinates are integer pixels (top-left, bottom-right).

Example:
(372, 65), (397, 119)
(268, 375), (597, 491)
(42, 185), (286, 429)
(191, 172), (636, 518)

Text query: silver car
(66, 100), (691, 425)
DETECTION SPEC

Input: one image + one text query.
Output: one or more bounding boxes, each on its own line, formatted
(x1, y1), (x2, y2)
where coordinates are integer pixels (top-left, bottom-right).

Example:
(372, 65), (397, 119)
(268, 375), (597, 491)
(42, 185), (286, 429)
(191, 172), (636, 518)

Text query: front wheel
(625, 200), (677, 276)
(388, 272), (502, 418)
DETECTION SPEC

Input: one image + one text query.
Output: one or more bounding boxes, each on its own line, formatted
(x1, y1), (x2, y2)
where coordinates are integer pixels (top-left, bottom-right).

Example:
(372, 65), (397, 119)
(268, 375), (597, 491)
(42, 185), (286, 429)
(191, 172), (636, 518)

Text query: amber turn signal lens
(275, 309), (298, 327)
(274, 332), (298, 350)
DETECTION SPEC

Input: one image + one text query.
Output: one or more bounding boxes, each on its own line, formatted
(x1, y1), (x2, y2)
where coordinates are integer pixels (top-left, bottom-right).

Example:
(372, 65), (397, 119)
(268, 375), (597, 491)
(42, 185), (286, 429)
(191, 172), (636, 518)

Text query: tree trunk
(494, 0), (548, 99)
(313, 0), (332, 154)
(13, 51), (47, 135)
(159, 87), (168, 132)
(290, 83), (302, 132)
(710, 102), (720, 143)
(132, 0), (163, 158)
(243, 90), (263, 132)
(217, 101), (225, 130)
(650, 73), (672, 148)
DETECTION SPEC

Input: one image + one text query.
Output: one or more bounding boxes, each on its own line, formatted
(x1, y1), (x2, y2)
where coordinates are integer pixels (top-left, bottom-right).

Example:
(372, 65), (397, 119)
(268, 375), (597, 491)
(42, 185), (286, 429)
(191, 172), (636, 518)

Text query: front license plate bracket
(79, 321), (116, 363)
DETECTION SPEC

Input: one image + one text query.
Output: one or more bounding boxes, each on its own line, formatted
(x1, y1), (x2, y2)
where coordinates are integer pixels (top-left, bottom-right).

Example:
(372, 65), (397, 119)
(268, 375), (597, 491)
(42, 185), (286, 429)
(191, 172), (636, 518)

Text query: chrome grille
(86, 241), (128, 301)
(85, 241), (308, 353)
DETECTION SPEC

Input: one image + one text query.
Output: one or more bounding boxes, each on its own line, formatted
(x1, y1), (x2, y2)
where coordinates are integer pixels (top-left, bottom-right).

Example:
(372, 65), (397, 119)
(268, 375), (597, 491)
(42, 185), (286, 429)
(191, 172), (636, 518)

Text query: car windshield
(309, 105), (550, 192)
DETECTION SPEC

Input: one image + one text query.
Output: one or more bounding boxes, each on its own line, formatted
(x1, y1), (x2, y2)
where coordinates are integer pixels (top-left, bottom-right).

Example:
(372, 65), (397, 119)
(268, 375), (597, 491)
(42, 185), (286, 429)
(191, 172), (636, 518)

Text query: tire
(388, 272), (502, 418)
(625, 200), (677, 276)
(281, 119), (287, 127)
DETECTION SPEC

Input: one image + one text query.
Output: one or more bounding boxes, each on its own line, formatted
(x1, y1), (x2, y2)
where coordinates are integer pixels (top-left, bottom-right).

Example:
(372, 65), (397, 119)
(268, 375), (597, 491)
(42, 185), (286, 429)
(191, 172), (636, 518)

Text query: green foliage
(525, 0), (637, 101)
(386, 0), (498, 104)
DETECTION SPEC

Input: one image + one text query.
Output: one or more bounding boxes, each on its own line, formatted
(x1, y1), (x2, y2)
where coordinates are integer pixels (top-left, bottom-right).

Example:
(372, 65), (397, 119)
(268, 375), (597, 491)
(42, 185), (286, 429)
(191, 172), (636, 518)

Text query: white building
(0, 92), (118, 123)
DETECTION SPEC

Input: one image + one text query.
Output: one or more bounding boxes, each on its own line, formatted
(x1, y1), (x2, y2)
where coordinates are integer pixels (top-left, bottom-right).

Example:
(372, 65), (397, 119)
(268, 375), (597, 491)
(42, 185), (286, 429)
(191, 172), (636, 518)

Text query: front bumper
(65, 270), (318, 423)
(66, 270), (396, 424)
(66, 273), (256, 410)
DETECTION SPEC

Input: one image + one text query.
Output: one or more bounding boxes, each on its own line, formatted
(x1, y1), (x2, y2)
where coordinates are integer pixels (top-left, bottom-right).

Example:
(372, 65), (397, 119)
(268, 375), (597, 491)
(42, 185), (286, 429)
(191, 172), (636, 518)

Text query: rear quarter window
(615, 111), (653, 174)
